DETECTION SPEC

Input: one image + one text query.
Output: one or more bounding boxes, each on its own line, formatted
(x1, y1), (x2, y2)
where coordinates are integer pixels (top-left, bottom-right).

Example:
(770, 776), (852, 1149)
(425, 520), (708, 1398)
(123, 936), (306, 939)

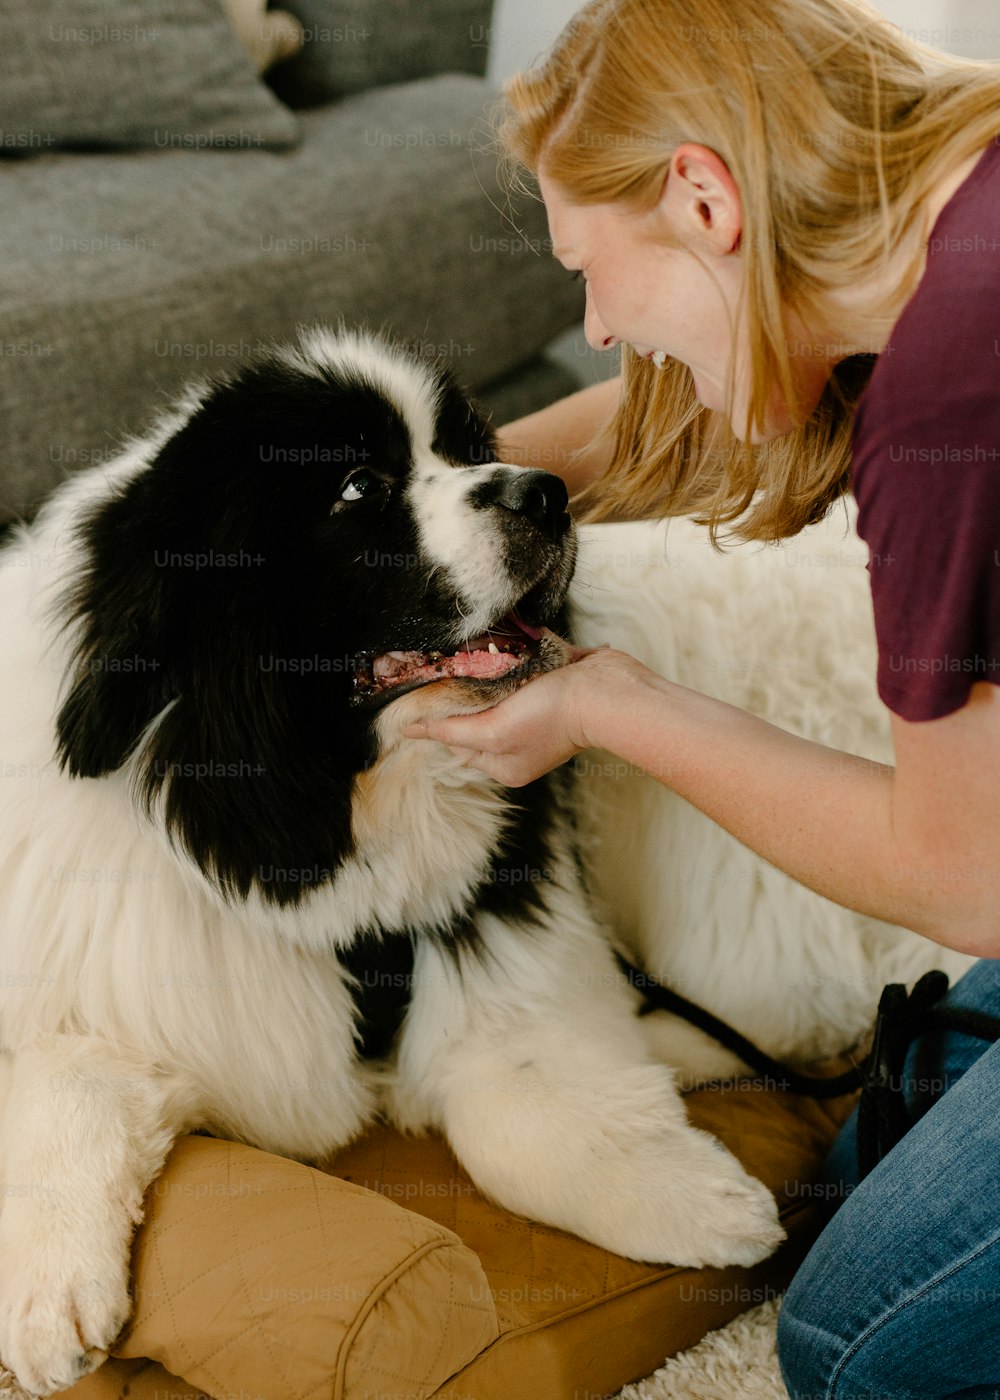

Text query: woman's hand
(401, 640), (659, 787)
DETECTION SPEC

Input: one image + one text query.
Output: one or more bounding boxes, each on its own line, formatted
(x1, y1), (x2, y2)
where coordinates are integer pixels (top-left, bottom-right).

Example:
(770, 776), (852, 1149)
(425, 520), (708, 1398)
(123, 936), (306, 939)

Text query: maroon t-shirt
(851, 135), (1000, 722)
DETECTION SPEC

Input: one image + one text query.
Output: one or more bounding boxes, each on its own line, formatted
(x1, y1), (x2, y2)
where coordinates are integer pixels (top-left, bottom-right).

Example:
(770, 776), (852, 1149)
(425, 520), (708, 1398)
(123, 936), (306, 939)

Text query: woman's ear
(659, 142), (744, 256)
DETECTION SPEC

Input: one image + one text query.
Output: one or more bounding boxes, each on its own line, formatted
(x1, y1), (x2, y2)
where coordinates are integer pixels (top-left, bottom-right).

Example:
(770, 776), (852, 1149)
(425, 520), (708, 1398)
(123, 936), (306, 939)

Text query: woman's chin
(730, 397), (801, 444)
(742, 417), (795, 445)
(693, 372), (799, 443)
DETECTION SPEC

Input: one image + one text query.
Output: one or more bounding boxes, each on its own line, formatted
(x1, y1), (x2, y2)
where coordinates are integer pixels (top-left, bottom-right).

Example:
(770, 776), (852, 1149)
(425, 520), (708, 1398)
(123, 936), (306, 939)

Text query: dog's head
(52, 328), (576, 908)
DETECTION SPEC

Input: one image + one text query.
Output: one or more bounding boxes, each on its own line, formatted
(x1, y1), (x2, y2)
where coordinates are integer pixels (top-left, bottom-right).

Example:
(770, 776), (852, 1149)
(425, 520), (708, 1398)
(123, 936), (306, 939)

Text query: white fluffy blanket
(572, 508), (972, 1081)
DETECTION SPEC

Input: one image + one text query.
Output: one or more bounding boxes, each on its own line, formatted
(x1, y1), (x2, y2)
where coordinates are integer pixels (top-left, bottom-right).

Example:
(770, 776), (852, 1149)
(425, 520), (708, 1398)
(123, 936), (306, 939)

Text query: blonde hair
(498, 0), (1000, 540)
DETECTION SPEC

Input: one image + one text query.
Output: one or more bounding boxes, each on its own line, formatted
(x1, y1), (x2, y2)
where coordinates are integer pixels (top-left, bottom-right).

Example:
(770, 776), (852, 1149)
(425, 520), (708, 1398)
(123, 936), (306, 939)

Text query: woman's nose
(583, 295), (618, 352)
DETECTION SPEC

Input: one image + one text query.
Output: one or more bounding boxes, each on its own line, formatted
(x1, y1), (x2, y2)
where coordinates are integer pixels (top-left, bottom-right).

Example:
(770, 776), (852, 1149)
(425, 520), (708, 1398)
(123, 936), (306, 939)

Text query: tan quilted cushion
(96, 1136), (498, 1400)
(327, 1071), (858, 1396)
(65, 1359), (202, 1399)
(65, 1067), (858, 1400)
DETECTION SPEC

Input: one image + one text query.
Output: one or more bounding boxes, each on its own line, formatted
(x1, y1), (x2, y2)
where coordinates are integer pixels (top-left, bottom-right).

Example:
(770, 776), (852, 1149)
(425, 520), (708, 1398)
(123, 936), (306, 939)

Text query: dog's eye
(338, 470), (377, 505)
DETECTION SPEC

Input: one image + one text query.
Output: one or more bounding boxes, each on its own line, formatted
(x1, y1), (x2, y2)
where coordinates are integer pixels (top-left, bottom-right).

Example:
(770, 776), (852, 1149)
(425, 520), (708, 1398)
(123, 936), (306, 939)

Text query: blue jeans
(777, 957), (1000, 1399)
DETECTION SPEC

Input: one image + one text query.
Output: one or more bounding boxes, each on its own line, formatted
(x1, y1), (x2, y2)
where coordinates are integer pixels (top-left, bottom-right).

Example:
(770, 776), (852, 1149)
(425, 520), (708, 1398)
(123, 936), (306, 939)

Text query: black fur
(335, 928), (417, 1060)
(427, 361), (498, 468)
(56, 358), (421, 906)
(52, 337), (576, 1056)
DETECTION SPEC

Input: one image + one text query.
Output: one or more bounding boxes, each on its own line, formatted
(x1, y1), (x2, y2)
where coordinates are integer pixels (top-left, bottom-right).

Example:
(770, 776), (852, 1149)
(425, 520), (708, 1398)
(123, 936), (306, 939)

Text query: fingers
(402, 715), (495, 746)
(401, 725), (524, 785)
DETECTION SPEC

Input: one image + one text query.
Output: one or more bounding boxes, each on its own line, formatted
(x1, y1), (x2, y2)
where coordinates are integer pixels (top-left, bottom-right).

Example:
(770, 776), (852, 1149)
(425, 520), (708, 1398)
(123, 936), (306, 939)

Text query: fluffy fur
(570, 512), (973, 1087)
(0, 330), (784, 1396)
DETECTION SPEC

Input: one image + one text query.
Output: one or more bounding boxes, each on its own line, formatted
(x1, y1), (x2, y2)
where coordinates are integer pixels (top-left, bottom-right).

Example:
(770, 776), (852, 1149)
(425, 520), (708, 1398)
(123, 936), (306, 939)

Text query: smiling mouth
(351, 611), (545, 705)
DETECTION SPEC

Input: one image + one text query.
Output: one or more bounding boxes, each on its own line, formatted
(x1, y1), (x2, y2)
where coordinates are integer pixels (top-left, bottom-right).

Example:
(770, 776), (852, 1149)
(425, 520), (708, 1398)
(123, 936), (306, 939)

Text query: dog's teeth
(488, 643), (500, 654)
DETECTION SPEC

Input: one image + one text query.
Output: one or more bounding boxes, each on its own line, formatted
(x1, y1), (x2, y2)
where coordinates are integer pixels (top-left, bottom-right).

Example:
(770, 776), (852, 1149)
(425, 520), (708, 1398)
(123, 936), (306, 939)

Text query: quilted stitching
(323, 1067), (859, 1335)
(118, 1138), (498, 1400)
(61, 1066), (858, 1400)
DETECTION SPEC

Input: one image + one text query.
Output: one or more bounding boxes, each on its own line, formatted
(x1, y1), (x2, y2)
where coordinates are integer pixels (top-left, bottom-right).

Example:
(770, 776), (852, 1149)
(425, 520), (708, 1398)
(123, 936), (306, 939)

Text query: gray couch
(0, 0), (585, 528)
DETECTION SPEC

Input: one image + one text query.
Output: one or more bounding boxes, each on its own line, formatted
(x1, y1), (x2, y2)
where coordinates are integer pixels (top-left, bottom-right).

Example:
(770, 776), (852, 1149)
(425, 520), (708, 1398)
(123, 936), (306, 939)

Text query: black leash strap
(613, 949), (862, 1097)
(614, 951), (1000, 1182)
(853, 970), (1000, 1179)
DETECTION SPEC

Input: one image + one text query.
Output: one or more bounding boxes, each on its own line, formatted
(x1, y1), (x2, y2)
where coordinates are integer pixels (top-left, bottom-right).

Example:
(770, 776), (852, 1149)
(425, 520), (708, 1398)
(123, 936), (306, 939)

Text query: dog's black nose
(492, 470), (570, 540)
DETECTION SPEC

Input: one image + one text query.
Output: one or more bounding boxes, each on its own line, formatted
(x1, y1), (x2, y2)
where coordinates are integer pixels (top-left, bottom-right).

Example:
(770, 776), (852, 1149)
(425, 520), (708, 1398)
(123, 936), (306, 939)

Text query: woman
(404, 1), (1000, 1394)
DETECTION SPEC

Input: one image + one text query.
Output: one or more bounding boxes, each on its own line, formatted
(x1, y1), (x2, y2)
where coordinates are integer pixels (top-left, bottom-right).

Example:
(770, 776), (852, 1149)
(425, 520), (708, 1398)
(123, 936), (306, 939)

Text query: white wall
(487, 0), (1000, 82)
(486, 0), (580, 81)
(874, 0), (1000, 57)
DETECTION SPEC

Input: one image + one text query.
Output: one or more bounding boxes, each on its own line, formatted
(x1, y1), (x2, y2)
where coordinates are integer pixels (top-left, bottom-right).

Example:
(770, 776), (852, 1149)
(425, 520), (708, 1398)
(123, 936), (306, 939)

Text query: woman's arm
(582, 655), (1000, 957)
(495, 375), (620, 495)
(404, 650), (1000, 959)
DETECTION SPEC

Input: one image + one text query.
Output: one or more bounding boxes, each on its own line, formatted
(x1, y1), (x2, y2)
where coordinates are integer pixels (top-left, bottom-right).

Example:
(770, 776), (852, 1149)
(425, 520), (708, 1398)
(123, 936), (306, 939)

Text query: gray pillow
(267, 0), (492, 107)
(0, 0), (299, 154)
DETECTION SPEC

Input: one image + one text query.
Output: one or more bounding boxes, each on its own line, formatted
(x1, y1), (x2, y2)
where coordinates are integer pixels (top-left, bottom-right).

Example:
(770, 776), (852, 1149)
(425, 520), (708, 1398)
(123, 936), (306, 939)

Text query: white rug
(615, 1299), (789, 1400)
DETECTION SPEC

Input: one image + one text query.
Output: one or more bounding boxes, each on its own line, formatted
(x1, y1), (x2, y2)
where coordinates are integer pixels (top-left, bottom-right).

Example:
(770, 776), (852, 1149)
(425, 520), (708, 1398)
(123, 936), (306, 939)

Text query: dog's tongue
(372, 648), (523, 686)
(511, 613), (545, 641)
(360, 610), (543, 698)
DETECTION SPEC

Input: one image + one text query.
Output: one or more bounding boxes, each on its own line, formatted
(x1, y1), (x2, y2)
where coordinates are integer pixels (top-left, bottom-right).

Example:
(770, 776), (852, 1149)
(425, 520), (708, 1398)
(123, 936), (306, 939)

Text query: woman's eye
(340, 470), (376, 503)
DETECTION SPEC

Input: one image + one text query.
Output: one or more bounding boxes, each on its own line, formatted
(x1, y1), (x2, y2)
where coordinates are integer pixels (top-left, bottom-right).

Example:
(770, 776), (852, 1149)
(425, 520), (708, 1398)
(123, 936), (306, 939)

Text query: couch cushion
(68, 1135), (500, 1400)
(0, 73), (583, 527)
(0, 0), (298, 154)
(476, 351), (582, 426)
(66, 1358), (205, 1399)
(63, 1069), (858, 1400)
(327, 1072), (859, 1398)
(268, 0), (493, 106)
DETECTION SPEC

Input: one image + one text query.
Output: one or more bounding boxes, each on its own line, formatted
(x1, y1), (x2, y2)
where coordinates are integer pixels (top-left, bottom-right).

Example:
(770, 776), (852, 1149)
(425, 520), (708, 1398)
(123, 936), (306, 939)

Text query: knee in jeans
(777, 1279), (842, 1400)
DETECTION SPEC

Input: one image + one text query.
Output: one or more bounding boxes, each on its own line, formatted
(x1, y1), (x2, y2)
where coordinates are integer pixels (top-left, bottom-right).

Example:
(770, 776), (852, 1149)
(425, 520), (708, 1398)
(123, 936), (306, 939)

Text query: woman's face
(539, 155), (834, 442)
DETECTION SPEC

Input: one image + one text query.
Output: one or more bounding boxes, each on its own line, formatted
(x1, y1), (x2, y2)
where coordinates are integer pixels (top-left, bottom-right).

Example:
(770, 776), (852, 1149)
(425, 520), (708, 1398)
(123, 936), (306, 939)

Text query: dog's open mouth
(351, 611), (545, 704)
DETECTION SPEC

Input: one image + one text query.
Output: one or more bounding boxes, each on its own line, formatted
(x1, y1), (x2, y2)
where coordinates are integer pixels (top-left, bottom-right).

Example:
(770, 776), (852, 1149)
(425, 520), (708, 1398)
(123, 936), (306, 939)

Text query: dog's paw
(0, 1235), (131, 1396)
(589, 1130), (786, 1270)
(668, 1156), (786, 1270)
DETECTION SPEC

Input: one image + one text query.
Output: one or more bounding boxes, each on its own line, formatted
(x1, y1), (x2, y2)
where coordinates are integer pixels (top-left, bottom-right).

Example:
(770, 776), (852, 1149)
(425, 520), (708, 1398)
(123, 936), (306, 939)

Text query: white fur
(407, 450), (536, 638)
(292, 325), (440, 450)
(571, 509), (975, 1086)
(0, 343), (788, 1394)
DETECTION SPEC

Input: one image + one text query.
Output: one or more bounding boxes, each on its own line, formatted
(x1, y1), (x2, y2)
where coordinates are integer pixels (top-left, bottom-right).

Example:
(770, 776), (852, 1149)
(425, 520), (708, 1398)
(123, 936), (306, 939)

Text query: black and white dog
(0, 329), (781, 1395)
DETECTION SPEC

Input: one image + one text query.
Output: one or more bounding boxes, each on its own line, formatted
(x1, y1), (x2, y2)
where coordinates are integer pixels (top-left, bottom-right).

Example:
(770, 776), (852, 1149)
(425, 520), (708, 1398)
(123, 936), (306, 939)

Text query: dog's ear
(133, 636), (366, 907)
(51, 379), (379, 907)
(56, 624), (173, 780)
(55, 484), (177, 779)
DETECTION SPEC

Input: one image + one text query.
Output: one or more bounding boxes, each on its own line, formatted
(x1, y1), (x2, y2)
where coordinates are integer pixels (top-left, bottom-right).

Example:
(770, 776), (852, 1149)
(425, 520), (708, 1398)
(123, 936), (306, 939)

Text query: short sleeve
(849, 139), (1000, 722)
(851, 336), (1000, 722)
